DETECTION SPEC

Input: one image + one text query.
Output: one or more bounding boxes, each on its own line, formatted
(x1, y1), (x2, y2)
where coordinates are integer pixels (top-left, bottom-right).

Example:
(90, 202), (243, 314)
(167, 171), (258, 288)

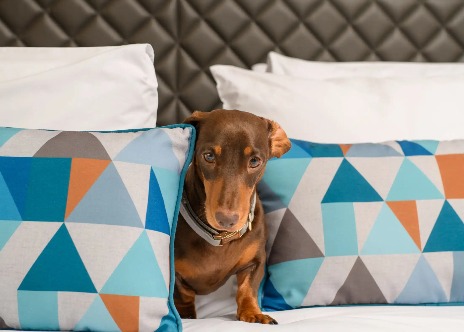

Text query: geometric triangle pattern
(260, 138), (464, 311)
(0, 126), (194, 331)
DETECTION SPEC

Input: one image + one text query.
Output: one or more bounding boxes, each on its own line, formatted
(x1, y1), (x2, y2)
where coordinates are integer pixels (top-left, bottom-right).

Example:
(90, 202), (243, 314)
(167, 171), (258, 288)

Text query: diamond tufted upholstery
(1, 0), (464, 125)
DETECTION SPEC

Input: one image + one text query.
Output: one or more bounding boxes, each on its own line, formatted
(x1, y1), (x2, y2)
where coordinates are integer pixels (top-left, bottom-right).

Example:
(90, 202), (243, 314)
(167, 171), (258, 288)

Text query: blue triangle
(450, 252), (464, 302)
(281, 139), (312, 159)
(322, 203), (358, 256)
(345, 143), (402, 157)
(0, 221), (21, 250)
(0, 172), (21, 220)
(267, 257), (323, 308)
(18, 291), (59, 330)
(19, 224), (97, 292)
(74, 295), (119, 332)
(67, 163), (143, 228)
(115, 129), (181, 172)
(145, 169), (169, 235)
(395, 256), (447, 303)
(0, 157), (31, 219)
(323, 159), (382, 203)
(261, 278), (293, 311)
(423, 201), (464, 252)
(413, 140), (439, 154)
(101, 231), (168, 297)
(262, 158), (311, 207)
(387, 158), (443, 201)
(151, 167), (180, 227)
(0, 128), (21, 147)
(398, 141), (433, 156)
(293, 139), (343, 157)
(361, 204), (420, 255)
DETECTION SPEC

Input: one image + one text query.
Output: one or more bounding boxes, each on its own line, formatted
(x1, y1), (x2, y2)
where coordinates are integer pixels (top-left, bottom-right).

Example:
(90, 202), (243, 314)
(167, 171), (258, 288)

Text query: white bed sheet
(184, 306), (464, 332)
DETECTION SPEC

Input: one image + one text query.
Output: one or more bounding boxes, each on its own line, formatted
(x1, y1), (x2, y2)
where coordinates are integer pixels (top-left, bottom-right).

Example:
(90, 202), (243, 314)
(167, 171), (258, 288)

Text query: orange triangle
(100, 294), (139, 332)
(386, 201), (421, 250)
(65, 158), (110, 219)
(340, 144), (352, 155)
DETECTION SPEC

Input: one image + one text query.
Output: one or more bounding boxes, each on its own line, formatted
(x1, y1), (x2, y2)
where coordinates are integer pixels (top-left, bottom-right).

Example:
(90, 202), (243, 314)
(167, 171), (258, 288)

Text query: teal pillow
(259, 138), (464, 310)
(0, 125), (194, 331)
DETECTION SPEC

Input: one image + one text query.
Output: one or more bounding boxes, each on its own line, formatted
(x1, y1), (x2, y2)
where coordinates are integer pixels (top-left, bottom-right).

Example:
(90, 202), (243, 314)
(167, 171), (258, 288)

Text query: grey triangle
(268, 209), (323, 266)
(0, 316), (10, 329)
(331, 257), (387, 305)
(34, 132), (110, 160)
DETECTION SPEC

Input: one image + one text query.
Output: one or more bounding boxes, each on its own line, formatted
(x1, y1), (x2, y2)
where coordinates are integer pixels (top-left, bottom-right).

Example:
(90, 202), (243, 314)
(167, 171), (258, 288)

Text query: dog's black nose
(215, 211), (239, 228)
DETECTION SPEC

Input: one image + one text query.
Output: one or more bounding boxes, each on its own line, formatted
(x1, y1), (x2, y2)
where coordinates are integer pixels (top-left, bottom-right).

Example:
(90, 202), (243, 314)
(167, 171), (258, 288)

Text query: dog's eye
(203, 152), (215, 163)
(249, 156), (262, 168)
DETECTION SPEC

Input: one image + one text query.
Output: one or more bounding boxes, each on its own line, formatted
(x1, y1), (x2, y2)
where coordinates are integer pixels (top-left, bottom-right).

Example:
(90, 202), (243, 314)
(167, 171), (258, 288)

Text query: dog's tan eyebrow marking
(213, 145), (222, 155)
(244, 146), (252, 156)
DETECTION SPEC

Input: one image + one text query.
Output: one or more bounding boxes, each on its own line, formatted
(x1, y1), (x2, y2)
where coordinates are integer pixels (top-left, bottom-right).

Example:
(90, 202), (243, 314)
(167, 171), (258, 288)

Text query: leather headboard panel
(2, 0), (464, 125)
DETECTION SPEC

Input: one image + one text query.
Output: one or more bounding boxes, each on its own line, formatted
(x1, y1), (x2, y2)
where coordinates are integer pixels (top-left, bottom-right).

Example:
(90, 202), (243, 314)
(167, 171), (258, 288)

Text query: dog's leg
(236, 262), (277, 324)
(174, 276), (197, 319)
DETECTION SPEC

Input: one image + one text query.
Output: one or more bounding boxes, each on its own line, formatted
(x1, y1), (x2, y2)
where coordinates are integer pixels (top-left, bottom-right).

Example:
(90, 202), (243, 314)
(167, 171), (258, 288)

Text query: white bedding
(184, 306), (464, 332)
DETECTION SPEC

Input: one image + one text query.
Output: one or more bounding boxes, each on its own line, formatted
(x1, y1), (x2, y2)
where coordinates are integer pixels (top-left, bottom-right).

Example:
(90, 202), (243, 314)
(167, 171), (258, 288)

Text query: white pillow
(211, 65), (464, 143)
(268, 52), (464, 79)
(251, 63), (267, 72)
(0, 44), (158, 130)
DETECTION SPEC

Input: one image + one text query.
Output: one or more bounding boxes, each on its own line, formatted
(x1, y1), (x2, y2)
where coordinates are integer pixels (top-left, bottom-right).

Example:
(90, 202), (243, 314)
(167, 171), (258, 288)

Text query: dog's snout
(215, 211), (239, 228)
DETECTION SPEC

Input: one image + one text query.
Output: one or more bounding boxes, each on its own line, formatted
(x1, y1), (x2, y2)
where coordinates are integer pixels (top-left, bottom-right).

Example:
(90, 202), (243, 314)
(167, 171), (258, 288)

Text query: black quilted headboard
(1, 0), (464, 125)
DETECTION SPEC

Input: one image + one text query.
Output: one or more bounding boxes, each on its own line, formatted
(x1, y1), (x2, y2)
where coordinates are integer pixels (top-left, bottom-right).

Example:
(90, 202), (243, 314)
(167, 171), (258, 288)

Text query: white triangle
(113, 161), (151, 224)
(435, 141), (464, 155)
(66, 223), (142, 291)
(139, 297), (168, 331)
(409, 156), (445, 196)
(347, 156), (403, 199)
(146, 231), (171, 291)
(290, 158), (343, 255)
(424, 252), (454, 301)
(91, 131), (140, 159)
(354, 202), (383, 250)
(0, 130), (60, 156)
(417, 199), (444, 247)
(58, 292), (96, 330)
(361, 254), (420, 302)
(162, 127), (191, 168)
(301, 256), (357, 306)
(264, 208), (287, 259)
(448, 199), (464, 224)
(0, 222), (61, 327)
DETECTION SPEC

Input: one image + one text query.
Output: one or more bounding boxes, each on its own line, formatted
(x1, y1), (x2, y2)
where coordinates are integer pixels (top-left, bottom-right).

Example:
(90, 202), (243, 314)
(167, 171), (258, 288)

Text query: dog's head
(184, 109), (290, 232)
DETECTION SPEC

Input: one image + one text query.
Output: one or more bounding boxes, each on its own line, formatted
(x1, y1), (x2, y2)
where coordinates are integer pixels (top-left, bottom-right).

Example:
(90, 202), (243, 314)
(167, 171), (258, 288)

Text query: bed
(1, 0), (464, 331)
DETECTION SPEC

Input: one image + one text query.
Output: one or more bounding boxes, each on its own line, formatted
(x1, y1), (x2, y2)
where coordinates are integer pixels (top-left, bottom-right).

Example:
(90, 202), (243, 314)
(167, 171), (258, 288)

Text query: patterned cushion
(258, 138), (464, 311)
(0, 126), (194, 331)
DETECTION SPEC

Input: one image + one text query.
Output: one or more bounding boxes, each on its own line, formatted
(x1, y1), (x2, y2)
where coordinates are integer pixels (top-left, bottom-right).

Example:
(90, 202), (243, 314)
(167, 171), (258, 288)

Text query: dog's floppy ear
(266, 119), (291, 158)
(183, 110), (210, 128)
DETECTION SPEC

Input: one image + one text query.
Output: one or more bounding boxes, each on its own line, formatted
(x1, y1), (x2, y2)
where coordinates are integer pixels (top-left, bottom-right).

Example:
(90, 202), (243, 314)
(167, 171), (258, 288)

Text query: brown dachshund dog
(174, 109), (290, 324)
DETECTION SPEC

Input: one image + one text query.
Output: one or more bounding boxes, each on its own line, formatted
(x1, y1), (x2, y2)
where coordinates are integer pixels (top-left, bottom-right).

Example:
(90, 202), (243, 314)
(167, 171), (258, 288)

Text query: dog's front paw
(237, 312), (278, 324)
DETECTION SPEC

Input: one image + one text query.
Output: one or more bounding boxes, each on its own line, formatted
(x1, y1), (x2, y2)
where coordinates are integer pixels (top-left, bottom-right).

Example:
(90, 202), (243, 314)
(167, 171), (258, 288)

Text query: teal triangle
(424, 201), (464, 252)
(145, 169), (169, 235)
(387, 158), (443, 201)
(19, 224), (97, 292)
(0, 172), (21, 220)
(395, 255), (447, 303)
(281, 139), (312, 159)
(267, 257), (323, 308)
(0, 128), (21, 147)
(151, 167), (180, 227)
(67, 163), (143, 228)
(293, 139), (343, 157)
(0, 157), (32, 219)
(0, 221), (21, 250)
(322, 159), (382, 203)
(101, 231), (168, 297)
(262, 158), (311, 207)
(74, 295), (119, 332)
(414, 140), (439, 155)
(361, 204), (420, 255)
